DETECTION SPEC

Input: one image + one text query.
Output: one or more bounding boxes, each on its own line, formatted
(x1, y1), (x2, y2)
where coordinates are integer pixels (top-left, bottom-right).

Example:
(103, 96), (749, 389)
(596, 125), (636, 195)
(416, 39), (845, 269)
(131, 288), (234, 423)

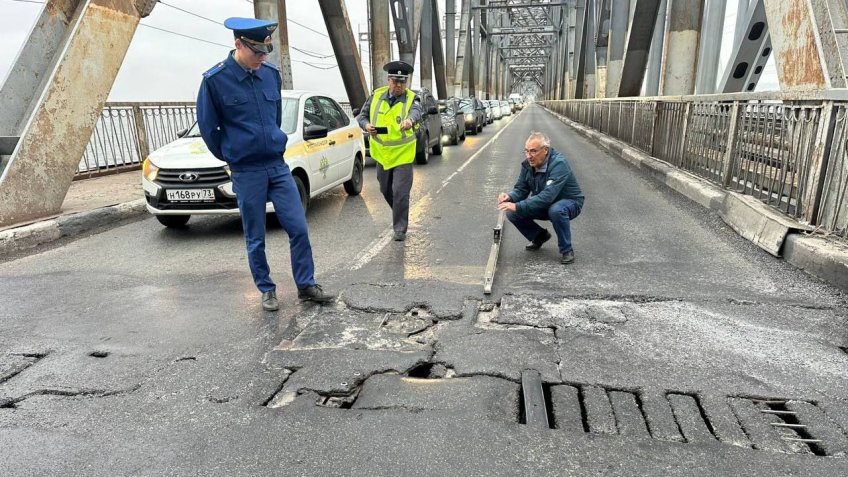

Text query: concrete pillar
(319, 0), (368, 108)
(0, 0), (158, 226)
(369, 0), (391, 93)
(473, 0), (484, 96)
(253, 0), (293, 89)
(660, 0), (703, 95)
(584, 0), (597, 97)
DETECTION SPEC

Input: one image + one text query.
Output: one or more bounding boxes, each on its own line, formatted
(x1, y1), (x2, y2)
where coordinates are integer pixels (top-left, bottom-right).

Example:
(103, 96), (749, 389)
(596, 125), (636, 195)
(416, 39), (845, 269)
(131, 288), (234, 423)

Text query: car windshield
(459, 99), (474, 113)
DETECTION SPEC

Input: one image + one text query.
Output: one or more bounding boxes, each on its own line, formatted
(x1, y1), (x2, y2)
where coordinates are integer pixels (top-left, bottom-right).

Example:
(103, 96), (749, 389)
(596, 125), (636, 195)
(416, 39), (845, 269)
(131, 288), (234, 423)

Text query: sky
(0, 0), (777, 104)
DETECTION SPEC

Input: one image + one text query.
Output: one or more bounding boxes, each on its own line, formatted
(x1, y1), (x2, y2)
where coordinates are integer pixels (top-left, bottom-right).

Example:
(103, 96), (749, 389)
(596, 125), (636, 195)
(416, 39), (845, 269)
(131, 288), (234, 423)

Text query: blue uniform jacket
(197, 52), (287, 171)
(507, 147), (585, 216)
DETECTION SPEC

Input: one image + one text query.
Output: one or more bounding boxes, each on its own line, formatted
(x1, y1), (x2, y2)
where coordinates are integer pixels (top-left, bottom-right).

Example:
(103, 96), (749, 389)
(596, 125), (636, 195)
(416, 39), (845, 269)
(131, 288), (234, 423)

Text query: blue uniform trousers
(231, 162), (315, 292)
(506, 198), (581, 254)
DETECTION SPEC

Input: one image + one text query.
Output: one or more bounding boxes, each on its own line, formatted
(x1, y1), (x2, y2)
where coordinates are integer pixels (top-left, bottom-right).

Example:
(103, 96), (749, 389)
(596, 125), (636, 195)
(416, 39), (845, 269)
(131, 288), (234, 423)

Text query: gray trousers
(376, 162), (413, 233)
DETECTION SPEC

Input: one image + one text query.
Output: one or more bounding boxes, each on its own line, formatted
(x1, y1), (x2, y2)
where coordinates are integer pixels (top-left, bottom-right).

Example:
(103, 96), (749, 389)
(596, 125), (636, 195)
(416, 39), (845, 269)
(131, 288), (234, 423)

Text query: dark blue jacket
(507, 147), (584, 216)
(196, 52), (287, 171)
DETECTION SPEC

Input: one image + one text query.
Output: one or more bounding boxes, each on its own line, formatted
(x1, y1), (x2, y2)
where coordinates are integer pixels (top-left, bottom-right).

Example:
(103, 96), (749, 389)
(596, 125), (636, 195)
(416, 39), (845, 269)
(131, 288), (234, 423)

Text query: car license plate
(166, 188), (214, 202)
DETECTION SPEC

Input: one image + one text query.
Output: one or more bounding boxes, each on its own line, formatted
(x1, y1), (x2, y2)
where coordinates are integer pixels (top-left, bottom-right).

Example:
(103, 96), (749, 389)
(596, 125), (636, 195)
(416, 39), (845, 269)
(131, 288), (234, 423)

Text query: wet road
(1, 105), (847, 475)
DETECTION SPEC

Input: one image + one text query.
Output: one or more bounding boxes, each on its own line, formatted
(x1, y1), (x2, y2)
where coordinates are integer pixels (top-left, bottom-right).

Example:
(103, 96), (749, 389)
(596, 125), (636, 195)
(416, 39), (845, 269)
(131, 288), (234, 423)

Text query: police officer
(356, 60), (421, 242)
(196, 17), (334, 311)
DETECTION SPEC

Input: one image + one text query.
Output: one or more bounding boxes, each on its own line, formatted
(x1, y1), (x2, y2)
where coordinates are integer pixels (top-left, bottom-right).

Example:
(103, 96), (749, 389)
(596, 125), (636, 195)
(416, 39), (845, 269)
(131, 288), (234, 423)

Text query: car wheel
(415, 134), (430, 164)
(294, 174), (309, 213)
(156, 215), (190, 227)
(344, 156), (364, 196)
(451, 130), (459, 145)
(432, 132), (443, 155)
(477, 121), (483, 133)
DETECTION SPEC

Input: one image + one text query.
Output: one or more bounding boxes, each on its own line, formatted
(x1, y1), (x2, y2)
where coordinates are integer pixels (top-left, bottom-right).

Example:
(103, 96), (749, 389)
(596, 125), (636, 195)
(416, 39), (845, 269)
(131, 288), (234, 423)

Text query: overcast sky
(1, 0), (776, 104)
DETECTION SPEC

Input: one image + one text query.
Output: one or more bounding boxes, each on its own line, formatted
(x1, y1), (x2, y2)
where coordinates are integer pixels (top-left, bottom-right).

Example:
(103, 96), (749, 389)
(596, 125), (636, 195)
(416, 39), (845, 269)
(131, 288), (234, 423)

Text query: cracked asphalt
(2, 105), (848, 475)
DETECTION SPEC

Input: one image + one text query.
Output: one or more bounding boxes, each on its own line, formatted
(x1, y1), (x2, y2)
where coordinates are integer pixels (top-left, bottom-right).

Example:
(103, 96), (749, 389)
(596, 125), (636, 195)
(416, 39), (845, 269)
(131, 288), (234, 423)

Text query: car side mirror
(177, 127), (189, 138)
(352, 108), (361, 116)
(428, 106), (438, 114)
(304, 124), (328, 140)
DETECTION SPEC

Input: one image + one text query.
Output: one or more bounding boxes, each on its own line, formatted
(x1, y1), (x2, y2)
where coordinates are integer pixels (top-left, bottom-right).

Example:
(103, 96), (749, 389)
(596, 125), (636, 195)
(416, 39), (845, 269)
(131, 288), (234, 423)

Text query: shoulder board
(262, 61), (280, 72)
(203, 62), (226, 78)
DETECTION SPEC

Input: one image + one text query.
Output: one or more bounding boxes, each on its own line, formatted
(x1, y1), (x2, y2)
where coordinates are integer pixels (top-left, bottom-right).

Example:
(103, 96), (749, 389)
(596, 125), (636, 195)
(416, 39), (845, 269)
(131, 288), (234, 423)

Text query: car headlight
(465, 114), (474, 121)
(142, 158), (159, 181)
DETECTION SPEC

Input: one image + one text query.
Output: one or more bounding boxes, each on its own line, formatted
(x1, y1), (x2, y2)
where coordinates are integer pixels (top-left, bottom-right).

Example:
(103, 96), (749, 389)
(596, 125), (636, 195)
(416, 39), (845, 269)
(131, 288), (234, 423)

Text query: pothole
(477, 302), (554, 332)
(406, 362), (455, 379)
(89, 351), (109, 358)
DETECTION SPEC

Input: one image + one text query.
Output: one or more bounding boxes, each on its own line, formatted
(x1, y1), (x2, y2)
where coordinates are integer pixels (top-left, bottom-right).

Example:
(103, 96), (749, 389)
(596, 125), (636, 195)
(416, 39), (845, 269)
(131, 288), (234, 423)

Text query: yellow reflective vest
(368, 86), (418, 170)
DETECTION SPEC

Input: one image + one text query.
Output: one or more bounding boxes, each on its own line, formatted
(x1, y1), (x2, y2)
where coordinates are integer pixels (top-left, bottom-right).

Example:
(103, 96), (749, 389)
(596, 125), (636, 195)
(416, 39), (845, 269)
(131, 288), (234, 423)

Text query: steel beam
(584, 0), (597, 97)
(253, 0), (293, 89)
(319, 0), (368, 109)
(369, 0), (391, 92)
(619, 0), (663, 97)
(446, 0), (457, 91)
(390, 0), (424, 67)
(474, 0), (484, 96)
(718, 0), (769, 93)
(421, 0), (434, 91)
(431, 0), (448, 98)
(474, 2), (569, 8)
(695, 0), (726, 94)
(455, 0), (472, 96)
(0, 0), (157, 227)
(573, 0), (587, 98)
(0, 0), (79, 142)
(645, 0), (667, 95)
(595, 0), (609, 97)
(605, 0), (628, 97)
(763, 0), (848, 90)
(661, 0), (702, 95)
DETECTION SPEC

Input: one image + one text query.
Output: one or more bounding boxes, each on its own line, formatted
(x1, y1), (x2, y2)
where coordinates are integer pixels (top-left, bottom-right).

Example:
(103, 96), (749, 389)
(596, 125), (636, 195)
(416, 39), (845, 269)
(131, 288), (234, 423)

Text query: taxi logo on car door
(319, 156), (329, 178)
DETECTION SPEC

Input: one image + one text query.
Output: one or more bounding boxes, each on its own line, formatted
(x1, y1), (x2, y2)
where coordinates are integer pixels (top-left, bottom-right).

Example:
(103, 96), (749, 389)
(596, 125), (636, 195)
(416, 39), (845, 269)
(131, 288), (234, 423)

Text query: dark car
(438, 97), (465, 145)
(460, 97), (486, 135)
(414, 88), (443, 164)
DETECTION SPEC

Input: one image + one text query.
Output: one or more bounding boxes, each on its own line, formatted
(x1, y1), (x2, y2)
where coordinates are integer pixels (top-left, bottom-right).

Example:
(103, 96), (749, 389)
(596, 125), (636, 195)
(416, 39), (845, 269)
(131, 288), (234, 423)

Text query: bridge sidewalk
(0, 170), (145, 256)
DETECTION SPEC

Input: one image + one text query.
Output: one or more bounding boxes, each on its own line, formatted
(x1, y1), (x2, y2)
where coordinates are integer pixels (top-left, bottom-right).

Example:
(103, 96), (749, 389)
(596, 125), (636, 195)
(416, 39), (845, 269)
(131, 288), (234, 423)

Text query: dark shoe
(561, 250), (575, 264)
(298, 284), (336, 304)
(393, 231), (406, 241)
(525, 229), (552, 251)
(261, 291), (279, 311)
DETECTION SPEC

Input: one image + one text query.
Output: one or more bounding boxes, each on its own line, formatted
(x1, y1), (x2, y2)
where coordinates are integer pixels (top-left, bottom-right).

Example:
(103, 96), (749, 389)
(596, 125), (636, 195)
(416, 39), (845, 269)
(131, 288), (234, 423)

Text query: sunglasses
(240, 38), (273, 56)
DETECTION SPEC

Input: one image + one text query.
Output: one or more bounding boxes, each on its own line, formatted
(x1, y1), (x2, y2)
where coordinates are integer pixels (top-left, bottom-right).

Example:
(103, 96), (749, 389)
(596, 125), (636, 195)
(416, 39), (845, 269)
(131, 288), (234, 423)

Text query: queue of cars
(141, 88), (525, 227)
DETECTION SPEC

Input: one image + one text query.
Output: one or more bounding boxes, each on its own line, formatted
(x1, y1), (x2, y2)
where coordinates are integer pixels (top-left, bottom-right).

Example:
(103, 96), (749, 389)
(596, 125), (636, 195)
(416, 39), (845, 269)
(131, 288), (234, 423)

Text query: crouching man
(497, 132), (585, 264)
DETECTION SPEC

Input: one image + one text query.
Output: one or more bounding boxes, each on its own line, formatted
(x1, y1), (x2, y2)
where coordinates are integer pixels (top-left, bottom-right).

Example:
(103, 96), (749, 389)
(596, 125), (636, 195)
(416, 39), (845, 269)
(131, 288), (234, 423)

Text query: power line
(6, 0), (45, 4)
(158, 1), (223, 26)
(139, 23), (232, 49)
(243, 0), (330, 38)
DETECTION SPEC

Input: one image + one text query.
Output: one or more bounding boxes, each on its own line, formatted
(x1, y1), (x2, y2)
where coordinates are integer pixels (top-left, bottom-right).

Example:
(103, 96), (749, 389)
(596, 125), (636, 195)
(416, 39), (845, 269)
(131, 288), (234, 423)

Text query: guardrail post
(132, 105), (149, 161)
(677, 102), (692, 167)
(650, 101), (660, 156)
(720, 102), (741, 188)
(802, 101), (836, 225)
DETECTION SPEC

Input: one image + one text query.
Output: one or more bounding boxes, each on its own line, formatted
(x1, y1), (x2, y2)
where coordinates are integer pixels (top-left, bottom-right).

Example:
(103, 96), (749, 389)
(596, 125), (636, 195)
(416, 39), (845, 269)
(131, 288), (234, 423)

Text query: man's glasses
(524, 147), (545, 155)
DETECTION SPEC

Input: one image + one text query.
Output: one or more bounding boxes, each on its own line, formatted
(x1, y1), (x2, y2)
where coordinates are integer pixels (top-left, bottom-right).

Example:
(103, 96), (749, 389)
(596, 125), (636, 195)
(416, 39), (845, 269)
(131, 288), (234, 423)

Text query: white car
(142, 91), (365, 227)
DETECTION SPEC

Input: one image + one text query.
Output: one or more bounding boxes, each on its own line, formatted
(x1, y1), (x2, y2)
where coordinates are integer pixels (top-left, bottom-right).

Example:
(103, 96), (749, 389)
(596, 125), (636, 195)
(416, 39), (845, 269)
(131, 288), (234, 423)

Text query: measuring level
(483, 210), (506, 294)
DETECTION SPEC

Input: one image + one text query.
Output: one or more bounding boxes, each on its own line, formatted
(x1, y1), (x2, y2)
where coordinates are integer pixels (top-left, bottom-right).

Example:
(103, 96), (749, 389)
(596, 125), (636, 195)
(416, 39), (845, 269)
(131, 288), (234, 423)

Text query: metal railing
(540, 93), (848, 239)
(76, 101), (353, 178)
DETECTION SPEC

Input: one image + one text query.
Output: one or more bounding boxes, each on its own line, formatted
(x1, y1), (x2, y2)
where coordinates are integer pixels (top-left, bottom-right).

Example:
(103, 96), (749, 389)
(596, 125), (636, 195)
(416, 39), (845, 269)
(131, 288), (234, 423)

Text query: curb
(545, 108), (848, 293)
(0, 199), (147, 257)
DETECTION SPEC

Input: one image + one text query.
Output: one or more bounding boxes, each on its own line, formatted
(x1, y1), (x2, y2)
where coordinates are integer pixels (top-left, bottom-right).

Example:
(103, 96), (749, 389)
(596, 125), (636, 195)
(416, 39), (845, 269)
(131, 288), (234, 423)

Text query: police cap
(383, 60), (413, 81)
(224, 17), (277, 54)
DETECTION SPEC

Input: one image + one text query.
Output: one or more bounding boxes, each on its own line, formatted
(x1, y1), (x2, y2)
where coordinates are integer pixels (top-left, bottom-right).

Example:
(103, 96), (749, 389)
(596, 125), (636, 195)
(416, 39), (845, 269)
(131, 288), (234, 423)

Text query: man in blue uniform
(497, 132), (585, 264)
(196, 17), (334, 311)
